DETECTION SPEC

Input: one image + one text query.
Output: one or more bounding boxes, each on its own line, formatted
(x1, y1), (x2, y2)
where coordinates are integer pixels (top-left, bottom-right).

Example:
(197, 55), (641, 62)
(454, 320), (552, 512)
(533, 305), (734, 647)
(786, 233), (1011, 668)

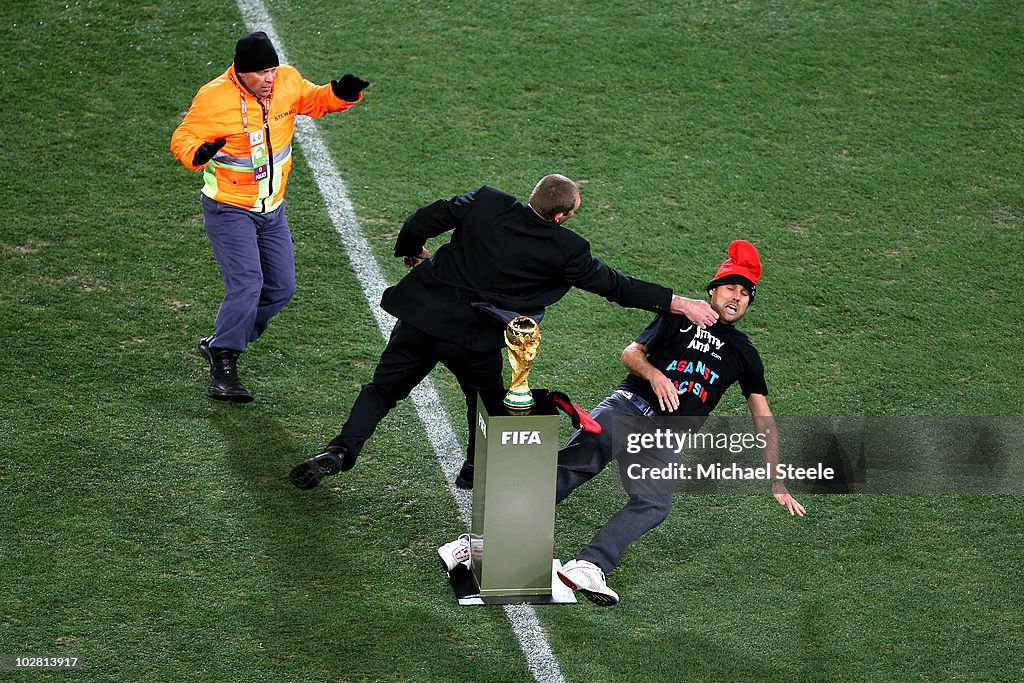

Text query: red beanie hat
(707, 240), (762, 302)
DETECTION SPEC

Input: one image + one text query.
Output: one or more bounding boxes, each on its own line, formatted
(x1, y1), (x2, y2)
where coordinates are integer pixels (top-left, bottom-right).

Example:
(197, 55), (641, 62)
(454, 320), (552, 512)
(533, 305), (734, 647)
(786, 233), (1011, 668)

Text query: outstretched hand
(771, 481), (806, 516)
(331, 74), (369, 102)
(670, 295), (719, 328)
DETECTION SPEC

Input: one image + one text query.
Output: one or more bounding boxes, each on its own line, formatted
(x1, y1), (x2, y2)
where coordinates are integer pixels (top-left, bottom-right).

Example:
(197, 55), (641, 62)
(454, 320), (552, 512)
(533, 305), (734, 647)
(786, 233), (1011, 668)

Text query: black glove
(192, 138), (226, 166)
(331, 74), (369, 102)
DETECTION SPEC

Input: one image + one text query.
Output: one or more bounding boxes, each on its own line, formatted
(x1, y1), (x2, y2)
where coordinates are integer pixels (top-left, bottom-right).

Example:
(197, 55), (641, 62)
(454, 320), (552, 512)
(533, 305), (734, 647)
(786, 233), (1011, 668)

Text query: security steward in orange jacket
(171, 31), (367, 402)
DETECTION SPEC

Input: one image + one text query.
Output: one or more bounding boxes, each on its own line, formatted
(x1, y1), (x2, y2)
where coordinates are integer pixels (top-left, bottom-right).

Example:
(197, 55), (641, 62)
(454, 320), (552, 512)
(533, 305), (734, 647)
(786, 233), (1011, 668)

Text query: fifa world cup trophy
(503, 316), (541, 415)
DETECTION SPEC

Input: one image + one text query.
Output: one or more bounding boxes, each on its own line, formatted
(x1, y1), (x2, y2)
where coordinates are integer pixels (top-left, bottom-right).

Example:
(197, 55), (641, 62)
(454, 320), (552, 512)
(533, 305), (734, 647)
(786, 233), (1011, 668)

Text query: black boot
(455, 458), (474, 489)
(204, 345), (254, 403)
(289, 447), (354, 490)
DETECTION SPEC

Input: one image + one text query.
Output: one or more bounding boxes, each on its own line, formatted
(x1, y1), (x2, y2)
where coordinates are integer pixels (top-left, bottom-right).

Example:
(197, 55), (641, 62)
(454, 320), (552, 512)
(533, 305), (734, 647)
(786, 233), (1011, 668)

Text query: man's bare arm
(747, 393), (805, 517)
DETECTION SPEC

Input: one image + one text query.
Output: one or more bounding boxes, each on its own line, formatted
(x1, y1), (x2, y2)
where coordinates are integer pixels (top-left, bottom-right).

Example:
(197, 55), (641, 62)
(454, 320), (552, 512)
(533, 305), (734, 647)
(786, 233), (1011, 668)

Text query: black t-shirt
(618, 314), (768, 416)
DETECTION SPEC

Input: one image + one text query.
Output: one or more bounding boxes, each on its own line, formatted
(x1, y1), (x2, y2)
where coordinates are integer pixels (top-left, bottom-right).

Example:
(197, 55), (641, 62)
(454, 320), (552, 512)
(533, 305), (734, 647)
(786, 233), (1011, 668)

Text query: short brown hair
(528, 174), (579, 220)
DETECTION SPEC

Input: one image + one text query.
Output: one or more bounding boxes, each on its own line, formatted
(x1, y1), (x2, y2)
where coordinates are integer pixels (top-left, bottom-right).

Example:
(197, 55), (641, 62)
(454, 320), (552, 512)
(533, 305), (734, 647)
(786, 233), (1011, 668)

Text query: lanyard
(237, 88), (271, 138)
(229, 73), (272, 183)
(229, 72), (272, 136)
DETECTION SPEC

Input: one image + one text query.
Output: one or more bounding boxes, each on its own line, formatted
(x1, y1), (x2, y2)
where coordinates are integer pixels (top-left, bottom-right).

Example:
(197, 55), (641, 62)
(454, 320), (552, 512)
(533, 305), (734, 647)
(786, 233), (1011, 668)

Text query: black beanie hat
(707, 273), (757, 303)
(234, 31), (279, 73)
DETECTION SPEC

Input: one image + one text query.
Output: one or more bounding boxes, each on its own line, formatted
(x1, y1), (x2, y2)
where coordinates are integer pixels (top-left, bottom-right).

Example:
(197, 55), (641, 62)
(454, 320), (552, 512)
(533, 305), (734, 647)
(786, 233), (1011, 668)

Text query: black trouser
(328, 321), (505, 461)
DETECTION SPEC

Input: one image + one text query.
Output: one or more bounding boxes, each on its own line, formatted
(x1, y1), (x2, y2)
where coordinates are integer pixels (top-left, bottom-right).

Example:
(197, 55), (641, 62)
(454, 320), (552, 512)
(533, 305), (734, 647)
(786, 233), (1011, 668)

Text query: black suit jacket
(380, 186), (673, 352)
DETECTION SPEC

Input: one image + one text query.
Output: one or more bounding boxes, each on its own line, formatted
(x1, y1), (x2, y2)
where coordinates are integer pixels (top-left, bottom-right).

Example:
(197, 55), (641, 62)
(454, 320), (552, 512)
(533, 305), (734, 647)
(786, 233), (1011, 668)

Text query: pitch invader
(441, 240), (806, 605)
(553, 240), (805, 605)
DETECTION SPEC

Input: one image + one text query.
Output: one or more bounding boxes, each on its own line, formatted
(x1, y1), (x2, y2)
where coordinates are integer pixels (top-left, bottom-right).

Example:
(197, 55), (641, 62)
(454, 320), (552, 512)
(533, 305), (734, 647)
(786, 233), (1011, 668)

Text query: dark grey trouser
(556, 392), (676, 573)
(202, 195), (295, 352)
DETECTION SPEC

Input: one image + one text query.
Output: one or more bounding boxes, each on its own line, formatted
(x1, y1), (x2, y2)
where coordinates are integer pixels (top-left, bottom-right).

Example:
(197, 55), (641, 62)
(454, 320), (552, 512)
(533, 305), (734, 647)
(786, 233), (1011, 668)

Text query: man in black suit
(289, 174), (719, 490)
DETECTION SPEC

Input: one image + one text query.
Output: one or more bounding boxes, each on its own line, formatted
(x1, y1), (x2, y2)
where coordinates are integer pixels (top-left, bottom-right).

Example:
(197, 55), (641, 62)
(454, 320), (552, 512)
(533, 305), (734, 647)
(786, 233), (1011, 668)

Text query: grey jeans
(556, 391), (677, 573)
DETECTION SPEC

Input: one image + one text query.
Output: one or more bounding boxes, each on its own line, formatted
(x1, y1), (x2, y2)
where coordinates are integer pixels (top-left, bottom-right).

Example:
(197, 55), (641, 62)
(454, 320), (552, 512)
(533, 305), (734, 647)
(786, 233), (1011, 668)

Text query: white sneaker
(437, 534), (471, 573)
(557, 559), (620, 606)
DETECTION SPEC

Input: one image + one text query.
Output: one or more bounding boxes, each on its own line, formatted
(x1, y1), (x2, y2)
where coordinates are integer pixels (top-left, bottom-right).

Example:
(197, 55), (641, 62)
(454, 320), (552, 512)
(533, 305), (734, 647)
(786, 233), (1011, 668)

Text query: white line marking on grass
(234, 3), (568, 682)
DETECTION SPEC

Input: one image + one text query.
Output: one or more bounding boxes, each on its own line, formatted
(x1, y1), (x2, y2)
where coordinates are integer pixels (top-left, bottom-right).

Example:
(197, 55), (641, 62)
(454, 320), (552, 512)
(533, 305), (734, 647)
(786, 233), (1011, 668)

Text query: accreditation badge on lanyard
(249, 129), (269, 182)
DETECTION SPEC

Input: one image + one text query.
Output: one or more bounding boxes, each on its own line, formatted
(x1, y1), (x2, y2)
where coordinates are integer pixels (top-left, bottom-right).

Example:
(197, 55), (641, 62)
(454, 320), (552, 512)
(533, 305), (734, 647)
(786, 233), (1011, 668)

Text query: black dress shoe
(454, 459), (474, 490)
(290, 447), (353, 490)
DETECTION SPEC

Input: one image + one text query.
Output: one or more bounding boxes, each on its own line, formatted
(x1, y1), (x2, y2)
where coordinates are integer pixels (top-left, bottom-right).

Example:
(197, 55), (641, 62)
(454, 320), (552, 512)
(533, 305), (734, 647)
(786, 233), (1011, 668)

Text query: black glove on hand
(331, 74), (369, 102)
(192, 138), (226, 166)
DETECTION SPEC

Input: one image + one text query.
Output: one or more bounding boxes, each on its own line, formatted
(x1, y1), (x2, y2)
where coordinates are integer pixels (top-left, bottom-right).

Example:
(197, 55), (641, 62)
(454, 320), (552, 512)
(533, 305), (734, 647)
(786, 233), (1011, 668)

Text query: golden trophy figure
(503, 316), (541, 415)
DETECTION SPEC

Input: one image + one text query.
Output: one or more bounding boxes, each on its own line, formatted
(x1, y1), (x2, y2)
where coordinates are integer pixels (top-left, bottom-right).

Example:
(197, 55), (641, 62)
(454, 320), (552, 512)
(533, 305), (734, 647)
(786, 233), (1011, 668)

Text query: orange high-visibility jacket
(171, 64), (360, 213)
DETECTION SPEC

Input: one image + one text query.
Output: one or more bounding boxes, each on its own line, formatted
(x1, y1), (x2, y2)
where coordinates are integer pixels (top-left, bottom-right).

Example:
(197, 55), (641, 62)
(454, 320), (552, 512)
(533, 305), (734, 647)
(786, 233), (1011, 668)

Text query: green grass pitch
(1, 1), (1022, 681)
